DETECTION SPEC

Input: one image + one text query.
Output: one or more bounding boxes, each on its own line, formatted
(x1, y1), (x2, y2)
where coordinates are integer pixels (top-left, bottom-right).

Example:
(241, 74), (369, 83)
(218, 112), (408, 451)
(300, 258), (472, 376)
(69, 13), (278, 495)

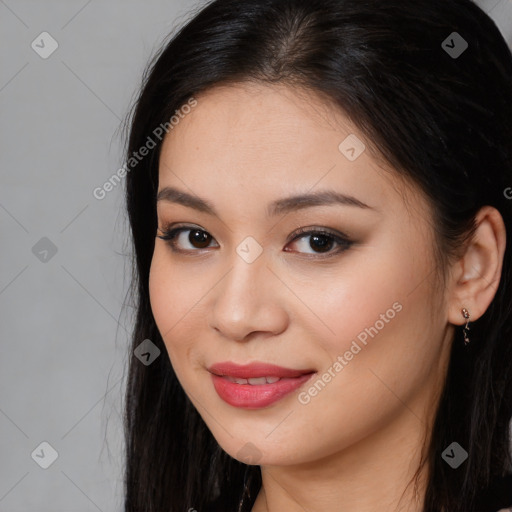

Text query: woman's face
(149, 82), (453, 466)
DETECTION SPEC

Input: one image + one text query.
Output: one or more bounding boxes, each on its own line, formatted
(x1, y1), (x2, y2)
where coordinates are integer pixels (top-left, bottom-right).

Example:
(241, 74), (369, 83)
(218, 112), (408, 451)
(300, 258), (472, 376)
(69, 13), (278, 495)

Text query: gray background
(1, 1), (511, 511)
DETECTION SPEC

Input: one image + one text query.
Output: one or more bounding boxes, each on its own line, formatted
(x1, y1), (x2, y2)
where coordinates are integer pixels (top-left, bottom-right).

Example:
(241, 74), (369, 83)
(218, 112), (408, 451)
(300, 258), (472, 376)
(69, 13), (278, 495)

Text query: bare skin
(148, 82), (505, 512)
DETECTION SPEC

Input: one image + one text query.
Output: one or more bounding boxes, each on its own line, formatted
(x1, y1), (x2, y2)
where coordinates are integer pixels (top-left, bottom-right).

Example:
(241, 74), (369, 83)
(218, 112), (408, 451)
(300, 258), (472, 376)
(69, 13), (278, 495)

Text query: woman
(122, 0), (512, 510)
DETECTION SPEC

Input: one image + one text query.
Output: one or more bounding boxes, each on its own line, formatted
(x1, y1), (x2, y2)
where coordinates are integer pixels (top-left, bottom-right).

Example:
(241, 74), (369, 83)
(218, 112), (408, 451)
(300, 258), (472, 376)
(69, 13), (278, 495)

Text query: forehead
(157, 82), (426, 222)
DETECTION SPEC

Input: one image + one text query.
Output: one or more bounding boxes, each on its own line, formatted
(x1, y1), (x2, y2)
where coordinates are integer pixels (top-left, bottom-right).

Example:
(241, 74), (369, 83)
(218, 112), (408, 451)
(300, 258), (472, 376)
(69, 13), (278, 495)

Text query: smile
(208, 361), (316, 409)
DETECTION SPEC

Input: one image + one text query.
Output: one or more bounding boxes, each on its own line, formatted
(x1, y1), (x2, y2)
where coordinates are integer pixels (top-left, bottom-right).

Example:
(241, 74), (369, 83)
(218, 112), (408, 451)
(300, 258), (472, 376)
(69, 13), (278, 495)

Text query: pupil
(190, 229), (210, 248)
(311, 234), (333, 253)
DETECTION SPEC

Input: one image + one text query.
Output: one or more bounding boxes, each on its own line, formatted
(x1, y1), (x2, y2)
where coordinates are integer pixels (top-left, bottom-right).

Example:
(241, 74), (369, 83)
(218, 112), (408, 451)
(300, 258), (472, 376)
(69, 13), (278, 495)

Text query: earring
(462, 308), (470, 345)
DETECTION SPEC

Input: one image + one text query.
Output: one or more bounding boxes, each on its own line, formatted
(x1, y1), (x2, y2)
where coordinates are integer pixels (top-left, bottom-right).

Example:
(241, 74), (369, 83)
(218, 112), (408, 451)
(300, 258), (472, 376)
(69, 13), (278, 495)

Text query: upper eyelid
(157, 223), (349, 240)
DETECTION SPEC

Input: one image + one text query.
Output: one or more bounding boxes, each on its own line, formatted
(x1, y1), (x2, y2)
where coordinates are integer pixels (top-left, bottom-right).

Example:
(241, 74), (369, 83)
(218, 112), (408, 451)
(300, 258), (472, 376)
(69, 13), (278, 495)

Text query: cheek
(294, 236), (439, 405)
(301, 237), (429, 358)
(148, 250), (190, 362)
(258, 289), (437, 462)
(148, 251), (172, 334)
(148, 247), (213, 372)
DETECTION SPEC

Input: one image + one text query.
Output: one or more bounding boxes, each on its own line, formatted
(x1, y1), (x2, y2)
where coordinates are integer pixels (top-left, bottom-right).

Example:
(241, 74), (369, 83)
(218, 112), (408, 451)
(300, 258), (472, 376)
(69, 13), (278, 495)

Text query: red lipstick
(208, 361), (315, 409)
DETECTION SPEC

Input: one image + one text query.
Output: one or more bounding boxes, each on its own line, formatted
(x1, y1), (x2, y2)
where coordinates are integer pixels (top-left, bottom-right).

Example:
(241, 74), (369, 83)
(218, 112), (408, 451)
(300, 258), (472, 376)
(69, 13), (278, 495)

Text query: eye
(156, 224), (353, 257)
(156, 225), (218, 252)
(285, 226), (353, 256)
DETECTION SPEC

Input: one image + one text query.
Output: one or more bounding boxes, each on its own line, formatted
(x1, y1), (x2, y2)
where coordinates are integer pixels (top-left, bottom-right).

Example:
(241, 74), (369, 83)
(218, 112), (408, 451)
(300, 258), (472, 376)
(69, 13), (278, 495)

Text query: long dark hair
(122, 1), (512, 510)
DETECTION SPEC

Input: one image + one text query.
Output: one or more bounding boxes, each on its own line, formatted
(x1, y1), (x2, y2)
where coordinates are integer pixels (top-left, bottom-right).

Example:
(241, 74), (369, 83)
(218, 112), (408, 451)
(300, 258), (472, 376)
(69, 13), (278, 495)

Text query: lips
(208, 361), (315, 379)
(208, 361), (316, 409)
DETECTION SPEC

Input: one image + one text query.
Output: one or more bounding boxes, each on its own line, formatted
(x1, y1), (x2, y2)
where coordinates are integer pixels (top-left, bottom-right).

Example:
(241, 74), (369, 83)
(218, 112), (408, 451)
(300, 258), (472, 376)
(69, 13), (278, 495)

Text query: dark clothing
(205, 473), (512, 511)
(475, 473), (512, 512)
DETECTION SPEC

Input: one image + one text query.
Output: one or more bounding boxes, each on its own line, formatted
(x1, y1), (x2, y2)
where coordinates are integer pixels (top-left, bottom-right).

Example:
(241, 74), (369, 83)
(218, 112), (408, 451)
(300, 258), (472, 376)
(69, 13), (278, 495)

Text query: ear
(447, 206), (506, 327)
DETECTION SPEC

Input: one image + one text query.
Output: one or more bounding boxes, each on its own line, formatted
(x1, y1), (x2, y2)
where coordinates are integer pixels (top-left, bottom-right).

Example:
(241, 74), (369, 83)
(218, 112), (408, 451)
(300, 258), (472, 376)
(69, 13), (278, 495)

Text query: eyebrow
(156, 186), (373, 217)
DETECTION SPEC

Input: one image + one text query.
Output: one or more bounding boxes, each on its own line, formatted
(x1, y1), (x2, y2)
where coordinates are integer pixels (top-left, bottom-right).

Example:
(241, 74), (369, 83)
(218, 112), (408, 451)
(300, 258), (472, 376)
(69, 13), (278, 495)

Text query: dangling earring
(462, 308), (471, 345)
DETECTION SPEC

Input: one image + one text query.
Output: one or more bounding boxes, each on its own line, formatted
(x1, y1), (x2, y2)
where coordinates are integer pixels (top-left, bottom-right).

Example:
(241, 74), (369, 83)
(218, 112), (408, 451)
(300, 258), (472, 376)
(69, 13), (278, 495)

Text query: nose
(208, 249), (289, 342)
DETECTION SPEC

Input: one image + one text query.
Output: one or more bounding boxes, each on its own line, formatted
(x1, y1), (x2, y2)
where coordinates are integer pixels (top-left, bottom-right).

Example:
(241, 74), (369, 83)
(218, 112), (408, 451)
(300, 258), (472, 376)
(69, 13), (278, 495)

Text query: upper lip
(208, 361), (316, 379)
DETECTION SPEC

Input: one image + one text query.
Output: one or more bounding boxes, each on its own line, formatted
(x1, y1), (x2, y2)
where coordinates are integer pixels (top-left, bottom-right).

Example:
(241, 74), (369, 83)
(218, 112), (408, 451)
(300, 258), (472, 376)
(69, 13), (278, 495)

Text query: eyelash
(156, 224), (354, 258)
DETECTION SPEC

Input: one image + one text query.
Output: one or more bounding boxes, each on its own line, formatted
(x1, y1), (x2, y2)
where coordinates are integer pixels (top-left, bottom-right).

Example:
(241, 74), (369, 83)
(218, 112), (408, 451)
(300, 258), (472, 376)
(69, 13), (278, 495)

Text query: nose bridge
(209, 239), (287, 340)
(216, 229), (268, 293)
(221, 240), (268, 306)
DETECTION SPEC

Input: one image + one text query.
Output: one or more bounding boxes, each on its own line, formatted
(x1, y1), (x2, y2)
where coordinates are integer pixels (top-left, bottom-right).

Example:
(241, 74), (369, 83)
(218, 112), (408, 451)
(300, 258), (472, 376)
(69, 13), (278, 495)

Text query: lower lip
(210, 373), (315, 409)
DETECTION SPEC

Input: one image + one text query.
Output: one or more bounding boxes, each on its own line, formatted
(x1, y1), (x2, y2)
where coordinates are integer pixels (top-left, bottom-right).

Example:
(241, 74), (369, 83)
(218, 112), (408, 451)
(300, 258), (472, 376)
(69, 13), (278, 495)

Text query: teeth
(225, 376), (282, 385)
(248, 377), (268, 385)
(225, 376), (249, 384)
